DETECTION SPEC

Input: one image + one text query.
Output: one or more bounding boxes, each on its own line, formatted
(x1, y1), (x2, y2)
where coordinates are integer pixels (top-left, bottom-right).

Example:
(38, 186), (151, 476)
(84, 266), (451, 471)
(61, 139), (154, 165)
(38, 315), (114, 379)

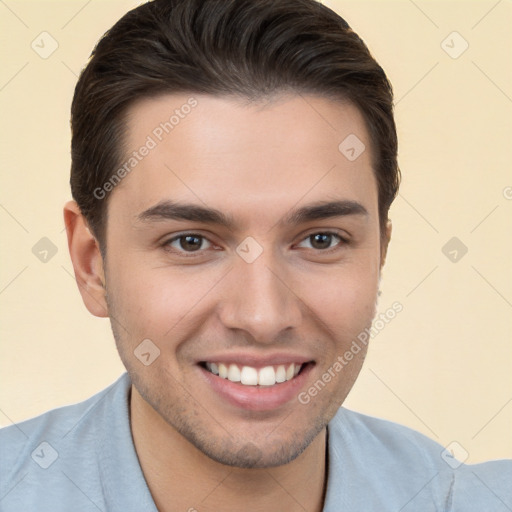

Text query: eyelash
(162, 231), (348, 256)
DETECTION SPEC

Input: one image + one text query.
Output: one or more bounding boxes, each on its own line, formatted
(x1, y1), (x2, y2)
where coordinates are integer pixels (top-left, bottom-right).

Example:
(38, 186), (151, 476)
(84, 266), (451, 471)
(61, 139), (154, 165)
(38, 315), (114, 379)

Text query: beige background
(0, 0), (511, 464)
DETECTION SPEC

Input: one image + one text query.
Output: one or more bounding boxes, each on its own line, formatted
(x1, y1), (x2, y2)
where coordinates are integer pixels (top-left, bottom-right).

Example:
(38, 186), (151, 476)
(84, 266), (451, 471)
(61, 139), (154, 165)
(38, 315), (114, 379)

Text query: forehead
(109, 93), (378, 228)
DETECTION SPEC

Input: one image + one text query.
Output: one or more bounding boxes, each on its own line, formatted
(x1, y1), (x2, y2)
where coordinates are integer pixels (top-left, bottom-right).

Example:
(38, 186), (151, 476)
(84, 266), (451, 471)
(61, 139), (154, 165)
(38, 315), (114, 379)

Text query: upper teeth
(206, 362), (302, 386)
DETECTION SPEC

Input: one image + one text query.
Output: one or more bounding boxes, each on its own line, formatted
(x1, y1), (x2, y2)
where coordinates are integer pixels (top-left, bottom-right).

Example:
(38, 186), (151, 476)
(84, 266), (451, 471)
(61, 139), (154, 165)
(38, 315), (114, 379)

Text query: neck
(130, 386), (327, 512)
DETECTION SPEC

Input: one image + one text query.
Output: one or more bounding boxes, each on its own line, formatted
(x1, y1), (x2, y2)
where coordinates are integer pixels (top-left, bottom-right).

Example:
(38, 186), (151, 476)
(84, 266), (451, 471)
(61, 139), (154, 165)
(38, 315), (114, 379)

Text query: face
(101, 93), (387, 468)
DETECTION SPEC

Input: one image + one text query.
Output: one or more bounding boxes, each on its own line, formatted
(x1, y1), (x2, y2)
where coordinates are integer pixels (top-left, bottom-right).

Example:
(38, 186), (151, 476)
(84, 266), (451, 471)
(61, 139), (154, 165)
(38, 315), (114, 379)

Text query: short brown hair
(70, 0), (400, 247)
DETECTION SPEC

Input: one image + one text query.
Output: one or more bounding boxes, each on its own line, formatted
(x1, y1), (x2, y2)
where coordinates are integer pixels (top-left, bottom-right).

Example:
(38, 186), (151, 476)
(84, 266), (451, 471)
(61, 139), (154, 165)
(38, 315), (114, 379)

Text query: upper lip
(198, 352), (314, 368)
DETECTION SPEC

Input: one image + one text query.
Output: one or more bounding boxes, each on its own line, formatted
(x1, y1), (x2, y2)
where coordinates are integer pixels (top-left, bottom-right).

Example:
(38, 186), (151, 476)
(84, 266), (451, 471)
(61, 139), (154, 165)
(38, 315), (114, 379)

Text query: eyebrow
(283, 200), (368, 225)
(137, 201), (234, 226)
(136, 199), (368, 229)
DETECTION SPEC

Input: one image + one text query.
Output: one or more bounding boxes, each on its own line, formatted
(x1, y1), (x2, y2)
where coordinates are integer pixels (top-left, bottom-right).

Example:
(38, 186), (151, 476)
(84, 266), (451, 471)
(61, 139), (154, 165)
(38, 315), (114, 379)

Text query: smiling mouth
(202, 362), (309, 387)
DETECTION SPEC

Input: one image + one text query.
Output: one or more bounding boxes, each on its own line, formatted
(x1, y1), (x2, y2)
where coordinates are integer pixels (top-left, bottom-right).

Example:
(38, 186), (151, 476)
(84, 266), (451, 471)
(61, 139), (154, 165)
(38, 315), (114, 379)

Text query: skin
(65, 93), (391, 512)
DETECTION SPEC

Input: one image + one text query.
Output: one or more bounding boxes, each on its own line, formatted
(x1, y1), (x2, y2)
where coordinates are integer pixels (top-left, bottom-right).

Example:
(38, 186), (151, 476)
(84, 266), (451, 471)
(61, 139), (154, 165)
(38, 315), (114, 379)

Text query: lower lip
(199, 364), (314, 412)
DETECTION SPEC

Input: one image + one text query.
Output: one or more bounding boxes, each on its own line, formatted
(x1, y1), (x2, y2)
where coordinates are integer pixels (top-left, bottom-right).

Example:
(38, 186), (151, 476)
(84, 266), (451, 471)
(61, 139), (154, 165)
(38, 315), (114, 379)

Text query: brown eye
(310, 233), (334, 250)
(297, 232), (344, 251)
(167, 234), (211, 252)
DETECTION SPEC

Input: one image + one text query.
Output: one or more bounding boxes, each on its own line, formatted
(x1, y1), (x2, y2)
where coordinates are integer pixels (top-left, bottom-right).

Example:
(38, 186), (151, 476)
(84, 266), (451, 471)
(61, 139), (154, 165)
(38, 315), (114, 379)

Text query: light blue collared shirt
(1, 373), (510, 511)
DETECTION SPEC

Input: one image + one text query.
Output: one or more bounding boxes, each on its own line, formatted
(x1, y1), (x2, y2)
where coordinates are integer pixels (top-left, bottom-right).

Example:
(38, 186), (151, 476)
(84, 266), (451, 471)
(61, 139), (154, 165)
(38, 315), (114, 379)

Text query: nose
(217, 255), (303, 344)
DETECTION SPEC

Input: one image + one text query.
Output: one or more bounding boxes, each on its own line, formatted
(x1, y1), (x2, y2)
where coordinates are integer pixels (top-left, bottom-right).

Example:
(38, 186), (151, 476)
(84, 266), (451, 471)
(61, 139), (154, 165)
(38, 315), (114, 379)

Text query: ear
(380, 219), (392, 269)
(63, 201), (108, 318)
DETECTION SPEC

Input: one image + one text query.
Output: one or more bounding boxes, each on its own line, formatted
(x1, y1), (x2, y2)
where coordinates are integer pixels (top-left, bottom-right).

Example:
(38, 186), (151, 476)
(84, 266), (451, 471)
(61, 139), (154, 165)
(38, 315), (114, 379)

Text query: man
(1, 0), (510, 510)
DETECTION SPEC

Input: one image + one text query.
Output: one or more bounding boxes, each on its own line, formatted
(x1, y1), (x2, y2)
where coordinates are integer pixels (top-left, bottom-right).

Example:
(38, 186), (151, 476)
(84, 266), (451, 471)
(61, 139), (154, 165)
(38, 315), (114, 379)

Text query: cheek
(297, 258), (379, 333)
(105, 257), (222, 340)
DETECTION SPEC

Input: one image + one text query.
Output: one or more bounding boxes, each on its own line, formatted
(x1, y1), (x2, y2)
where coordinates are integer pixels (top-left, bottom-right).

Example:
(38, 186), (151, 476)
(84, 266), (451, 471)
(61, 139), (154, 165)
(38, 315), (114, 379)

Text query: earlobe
(63, 201), (108, 318)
